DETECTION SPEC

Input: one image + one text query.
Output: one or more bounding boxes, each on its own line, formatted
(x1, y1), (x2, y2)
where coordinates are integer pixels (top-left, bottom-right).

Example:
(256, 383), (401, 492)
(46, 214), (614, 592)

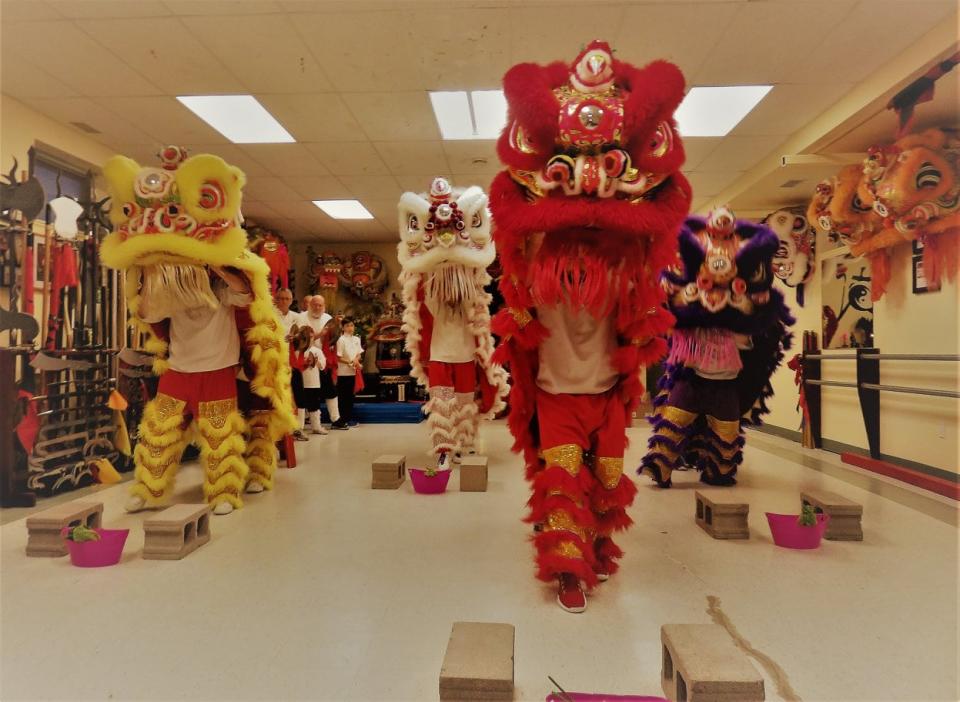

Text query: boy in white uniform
(335, 318), (363, 427)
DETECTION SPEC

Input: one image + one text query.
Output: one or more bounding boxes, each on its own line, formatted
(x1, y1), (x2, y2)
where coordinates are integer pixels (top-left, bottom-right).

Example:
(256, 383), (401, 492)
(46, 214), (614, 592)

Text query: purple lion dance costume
(639, 207), (794, 488)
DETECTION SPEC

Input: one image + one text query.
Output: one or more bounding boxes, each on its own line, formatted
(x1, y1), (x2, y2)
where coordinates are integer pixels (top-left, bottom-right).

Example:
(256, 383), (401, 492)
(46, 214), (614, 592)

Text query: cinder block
(661, 624), (764, 701)
(440, 622), (514, 701)
(801, 490), (863, 541)
(695, 491), (749, 540)
(372, 454), (406, 489)
(460, 456), (488, 492)
(26, 501), (103, 557)
(143, 504), (211, 560)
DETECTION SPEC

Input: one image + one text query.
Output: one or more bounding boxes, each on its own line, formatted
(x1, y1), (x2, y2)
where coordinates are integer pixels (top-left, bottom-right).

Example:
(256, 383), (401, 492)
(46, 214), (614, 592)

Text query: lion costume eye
(198, 182), (224, 210)
(408, 214), (419, 230)
(916, 162), (942, 189)
(471, 211), (483, 228)
(121, 202), (139, 219)
(851, 193), (871, 213)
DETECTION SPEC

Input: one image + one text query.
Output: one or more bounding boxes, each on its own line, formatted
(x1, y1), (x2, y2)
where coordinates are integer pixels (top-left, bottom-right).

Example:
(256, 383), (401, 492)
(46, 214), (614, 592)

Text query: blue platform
(321, 402), (425, 424)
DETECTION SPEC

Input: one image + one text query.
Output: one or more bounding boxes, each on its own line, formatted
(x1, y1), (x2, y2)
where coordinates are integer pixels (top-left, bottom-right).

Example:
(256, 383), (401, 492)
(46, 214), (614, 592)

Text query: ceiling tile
(361, 198), (402, 225)
(679, 137), (722, 171)
(373, 141), (449, 176)
(695, 135), (784, 173)
(17, 97), (157, 146)
(684, 171), (744, 199)
(409, 7), (512, 89)
(163, 0), (284, 14)
(281, 175), (353, 200)
(0, 58), (80, 99)
(77, 17), (245, 95)
(291, 11), (424, 91)
(730, 83), (854, 137)
(337, 219), (392, 238)
(0, 1), (62, 21)
(272, 200), (332, 220)
(181, 14), (333, 93)
(0, 21), (162, 97)
(49, 1), (171, 18)
(241, 201), (285, 221)
(304, 142), (389, 176)
(342, 92), (441, 141)
(257, 93), (362, 143)
(239, 144), (329, 177)
(244, 176), (303, 202)
(95, 96), (228, 144)
(507, 5), (626, 65)
(337, 175), (402, 201)
(693, 1), (856, 85)
(783, 1), (959, 84)
(613, 2), (741, 78)
(450, 173), (498, 193)
(176, 143), (272, 177)
(442, 141), (499, 174)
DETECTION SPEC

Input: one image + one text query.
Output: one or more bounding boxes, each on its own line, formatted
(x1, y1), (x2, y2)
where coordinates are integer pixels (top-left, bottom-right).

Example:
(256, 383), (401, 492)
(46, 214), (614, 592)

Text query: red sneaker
(557, 573), (586, 613)
(593, 563), (610, 582)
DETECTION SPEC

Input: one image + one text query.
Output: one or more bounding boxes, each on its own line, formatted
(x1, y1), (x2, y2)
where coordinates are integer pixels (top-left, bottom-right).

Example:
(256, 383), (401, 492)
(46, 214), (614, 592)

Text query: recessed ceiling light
(312, 199), (374, 220)
(176, 95), (295, 144)
(674, 85), (773, 137)
(429, 90), (506, 140)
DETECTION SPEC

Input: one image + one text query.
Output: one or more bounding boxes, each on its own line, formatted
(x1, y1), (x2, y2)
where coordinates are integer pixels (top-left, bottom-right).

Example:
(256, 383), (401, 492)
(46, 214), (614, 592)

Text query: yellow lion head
(100, 145), (247, 270)
(807, 164), (882, 247)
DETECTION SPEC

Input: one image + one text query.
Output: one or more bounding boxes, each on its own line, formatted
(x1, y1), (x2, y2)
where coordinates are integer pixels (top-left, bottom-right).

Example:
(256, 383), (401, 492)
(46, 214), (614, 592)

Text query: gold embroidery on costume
(659, 405), (698, 426)
(551, 541), (584, 560)
(198, 398), (236, 429)
(595, 456), (624, 490)
(510, 307), (533, 328)
(706, 415), (740, 442)
(542, 443), (583, 477)
(154, 393), (185, 422)
(545, 509), (588, 541)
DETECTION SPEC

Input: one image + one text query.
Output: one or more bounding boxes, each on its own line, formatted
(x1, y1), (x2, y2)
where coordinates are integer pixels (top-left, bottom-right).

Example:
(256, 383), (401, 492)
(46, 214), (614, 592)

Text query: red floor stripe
(841, 453), (960, 501)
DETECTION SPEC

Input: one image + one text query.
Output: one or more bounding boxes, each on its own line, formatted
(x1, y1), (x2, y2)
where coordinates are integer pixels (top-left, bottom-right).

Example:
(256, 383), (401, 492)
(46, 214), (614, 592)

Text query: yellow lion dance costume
(101, 146), (295, 515)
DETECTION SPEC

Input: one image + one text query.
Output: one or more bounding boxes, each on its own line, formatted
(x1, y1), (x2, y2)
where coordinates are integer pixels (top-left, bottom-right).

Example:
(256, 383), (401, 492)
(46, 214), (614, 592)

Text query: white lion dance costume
(397, 177), (509, 466)
(100, 146), (295, 515)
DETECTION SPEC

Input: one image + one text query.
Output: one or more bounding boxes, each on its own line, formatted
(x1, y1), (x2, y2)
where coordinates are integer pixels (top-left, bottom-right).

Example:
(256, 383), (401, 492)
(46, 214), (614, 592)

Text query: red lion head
(491, 40), (692, 313)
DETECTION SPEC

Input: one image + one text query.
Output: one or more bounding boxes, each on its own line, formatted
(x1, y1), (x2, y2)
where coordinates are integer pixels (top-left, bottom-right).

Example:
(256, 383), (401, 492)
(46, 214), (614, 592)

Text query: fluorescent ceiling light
(429, 90), (507, 140)
(176, 95), (294, 144)
(313, 199), (374, 220)
(674, 85), (772, 137)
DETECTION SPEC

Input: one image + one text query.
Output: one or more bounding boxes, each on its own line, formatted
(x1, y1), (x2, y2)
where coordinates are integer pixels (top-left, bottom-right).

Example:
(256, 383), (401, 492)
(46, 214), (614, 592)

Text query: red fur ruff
(923, 226), (960, 288)
(594, 536), (624, 575)
(532, 529), (599, 588)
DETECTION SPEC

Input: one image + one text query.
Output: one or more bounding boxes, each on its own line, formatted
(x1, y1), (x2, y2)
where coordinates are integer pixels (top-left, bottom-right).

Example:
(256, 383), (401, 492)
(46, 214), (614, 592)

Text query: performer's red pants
(157, 366), (238, 422)
(529, 386), (637, 588)
(428, 361), (477, 392)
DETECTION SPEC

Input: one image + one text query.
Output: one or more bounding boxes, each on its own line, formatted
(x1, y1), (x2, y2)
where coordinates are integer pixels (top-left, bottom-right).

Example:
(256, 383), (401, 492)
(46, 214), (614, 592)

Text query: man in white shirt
(335, 317), (363, 428)
(273, 288), (301, 335)
(300, 294), (345, 430)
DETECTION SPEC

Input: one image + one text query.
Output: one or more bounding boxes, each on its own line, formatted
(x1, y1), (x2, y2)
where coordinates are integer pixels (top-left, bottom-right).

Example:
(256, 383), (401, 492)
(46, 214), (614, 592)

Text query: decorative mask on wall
(763, 206), (816, 306)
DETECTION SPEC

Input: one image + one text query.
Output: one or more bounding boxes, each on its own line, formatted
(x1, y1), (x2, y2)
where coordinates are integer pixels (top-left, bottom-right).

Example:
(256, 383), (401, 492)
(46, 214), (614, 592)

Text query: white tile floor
(1, 420), (957, 702)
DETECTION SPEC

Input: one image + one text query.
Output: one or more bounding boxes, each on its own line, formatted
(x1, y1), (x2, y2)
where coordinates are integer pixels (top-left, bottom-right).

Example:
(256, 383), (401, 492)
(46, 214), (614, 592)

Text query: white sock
(297, 408), (306, 430)
(309, 410), (322, 431)
(326, 397), (341, 423)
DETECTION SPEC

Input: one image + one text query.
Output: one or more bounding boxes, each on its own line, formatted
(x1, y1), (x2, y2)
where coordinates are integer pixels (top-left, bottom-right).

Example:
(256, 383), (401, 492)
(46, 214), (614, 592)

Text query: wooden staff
(40, 224), (53, 347)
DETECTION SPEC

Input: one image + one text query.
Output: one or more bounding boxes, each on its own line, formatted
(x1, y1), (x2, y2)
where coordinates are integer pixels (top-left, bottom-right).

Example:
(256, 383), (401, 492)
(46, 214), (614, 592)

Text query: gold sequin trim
(247, 447), (273, 462)
(660, 405), (698, 426)
(510, 307), (533, 328)
(707, 415), (741, 442)
(595, 457), (624, 490)
(546, 489), (583, 508)
(142, 454), (179, 479)
(153, 393), (185, 423)
(542, 444), (583, 477)
(545, 509), (588, 541)
(551, 541), (584, 560)
(198, 398), (237, 430)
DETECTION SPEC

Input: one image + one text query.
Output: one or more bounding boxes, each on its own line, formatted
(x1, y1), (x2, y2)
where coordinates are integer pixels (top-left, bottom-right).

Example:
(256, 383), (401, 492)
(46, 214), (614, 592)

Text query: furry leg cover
(639, 405), (698, 487)
(245, 410), (277, 491)
(454, 391), (480, 452)
(426, 386), (459, 455)
(196, 399), (249, 510)
(130, 393), (189, 506)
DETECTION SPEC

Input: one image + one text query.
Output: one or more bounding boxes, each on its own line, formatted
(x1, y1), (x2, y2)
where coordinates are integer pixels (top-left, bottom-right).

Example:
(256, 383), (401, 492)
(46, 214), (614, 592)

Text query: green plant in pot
(797, 503), (818, 527)
(65, 525), (101, 542)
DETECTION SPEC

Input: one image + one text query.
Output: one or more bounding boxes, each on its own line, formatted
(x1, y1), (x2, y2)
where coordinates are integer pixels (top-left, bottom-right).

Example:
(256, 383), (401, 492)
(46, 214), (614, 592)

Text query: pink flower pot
(409, 468), (451, 494)
(546, 694), (667, 701)
(62, 528), (129, 567)
(765, 513), (829, 550)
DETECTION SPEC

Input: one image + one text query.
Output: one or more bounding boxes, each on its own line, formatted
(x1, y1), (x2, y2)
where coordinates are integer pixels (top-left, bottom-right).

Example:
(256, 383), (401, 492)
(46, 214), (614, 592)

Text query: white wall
(764, 225), (959, 474)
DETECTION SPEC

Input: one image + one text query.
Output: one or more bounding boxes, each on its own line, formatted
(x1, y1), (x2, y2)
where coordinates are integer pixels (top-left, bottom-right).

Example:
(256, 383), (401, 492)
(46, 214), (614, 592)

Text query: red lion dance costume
(490, 41), (691, 612)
